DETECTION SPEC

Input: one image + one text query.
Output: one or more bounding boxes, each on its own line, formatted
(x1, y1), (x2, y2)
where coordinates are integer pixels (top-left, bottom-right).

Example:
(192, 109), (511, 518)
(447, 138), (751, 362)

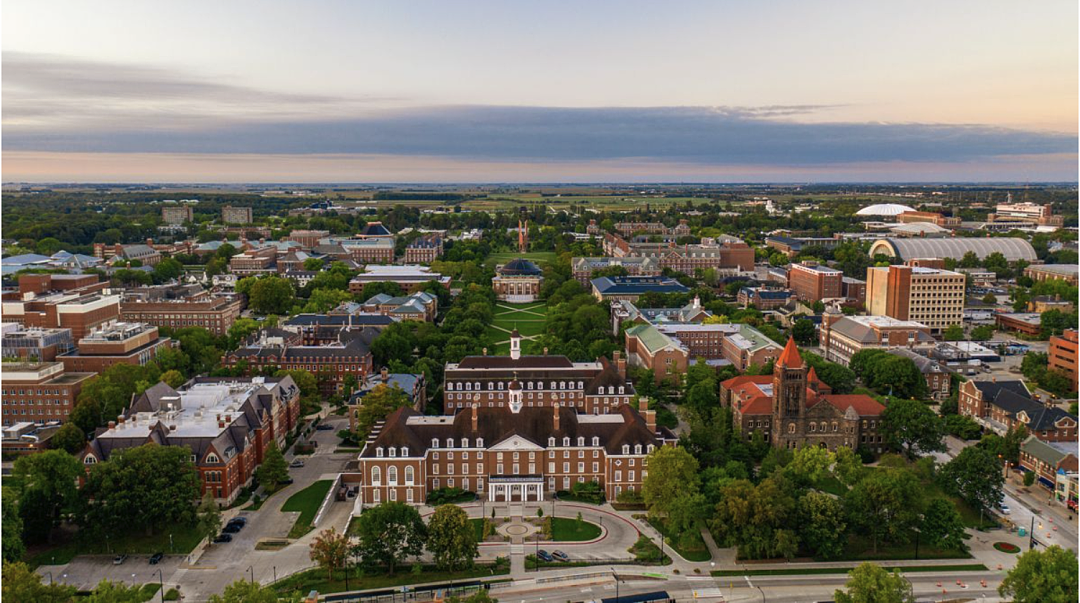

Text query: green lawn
(485, 251), (558, 268)
(282, 480), (333, 539)
(840, 531), (972, 561)
(273, 564), (510, 596)
(712, 563), (987, 577)
(550, 517), (602, 541)
(646, 518), (711, 562)
(489, 302), (550, 353)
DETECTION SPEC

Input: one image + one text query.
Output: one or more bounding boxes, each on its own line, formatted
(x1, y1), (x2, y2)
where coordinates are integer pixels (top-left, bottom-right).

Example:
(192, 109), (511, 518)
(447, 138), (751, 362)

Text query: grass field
(647, 517), (711, 562)
(282, 480), (333, 538)
(489, 302), (549, 354)
(26, 526), (204, 568)
(484, 251), (558, 268)
(550, 517), (602, 541)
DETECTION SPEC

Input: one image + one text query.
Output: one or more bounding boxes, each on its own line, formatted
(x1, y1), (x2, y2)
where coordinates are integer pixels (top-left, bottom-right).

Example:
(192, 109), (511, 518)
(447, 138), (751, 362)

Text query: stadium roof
(869, 237), (1036, 262)
(855, 203), (916, 216)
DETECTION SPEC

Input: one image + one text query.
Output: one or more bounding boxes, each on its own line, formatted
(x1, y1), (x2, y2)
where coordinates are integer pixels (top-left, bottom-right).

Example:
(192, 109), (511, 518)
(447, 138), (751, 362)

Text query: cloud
(2, 53), (1075, 168)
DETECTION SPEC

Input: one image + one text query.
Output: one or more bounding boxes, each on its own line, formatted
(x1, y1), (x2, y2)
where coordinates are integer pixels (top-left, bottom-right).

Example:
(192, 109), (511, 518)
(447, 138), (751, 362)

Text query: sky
(2, 0), (1078, 183)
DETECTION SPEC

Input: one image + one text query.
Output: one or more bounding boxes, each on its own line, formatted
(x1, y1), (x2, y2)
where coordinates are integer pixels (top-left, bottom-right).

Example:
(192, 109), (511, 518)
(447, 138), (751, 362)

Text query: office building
(1, 362), (95, 426)
(1048, 330), (1078, 392)
(865, 264), (965, 334)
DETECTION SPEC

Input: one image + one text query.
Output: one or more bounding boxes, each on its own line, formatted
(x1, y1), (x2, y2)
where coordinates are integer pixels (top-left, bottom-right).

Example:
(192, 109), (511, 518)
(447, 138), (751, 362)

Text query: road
(934, 435), (1078, 553)
(491, 569), (1004, 603)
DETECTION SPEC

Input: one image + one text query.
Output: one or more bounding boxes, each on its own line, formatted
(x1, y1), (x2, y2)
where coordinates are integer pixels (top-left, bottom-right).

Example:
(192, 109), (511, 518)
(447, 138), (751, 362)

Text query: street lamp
(44, 571), (53, 585)
(152, 569), (164, 603)
(131, 573), (137, 587)
(247, 566), (254, 584)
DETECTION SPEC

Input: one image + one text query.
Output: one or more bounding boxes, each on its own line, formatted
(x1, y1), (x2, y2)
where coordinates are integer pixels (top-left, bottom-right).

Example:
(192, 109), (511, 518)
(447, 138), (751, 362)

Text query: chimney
(118, 415), (125, 424)
(381, 367), (389, 382)
(471, 404), (479, 432)
(638, 397), (649, 413)
(218, 420), (225, 429)
(146, 238), (154, 246)
(108, 420), (116, 429)
(645, 409), (656, 431)
(614, 351), (627, 379)
(482, 347), (488, 356)
(543, 347), (548, 356)
(553, 402), (560, 432)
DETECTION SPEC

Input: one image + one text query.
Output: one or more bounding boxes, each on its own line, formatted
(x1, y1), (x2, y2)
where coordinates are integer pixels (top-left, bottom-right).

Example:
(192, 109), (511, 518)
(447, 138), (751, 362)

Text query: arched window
(405, 466), (414, 485)
(388, 466), (398, 485)
(371, 466), (381, 485)
(788, 423), (796, 434)
(592, 436), (600, 447)
(206, 453), (220, 464)
(402, 446), (409, 457)
(622, 444), (630, 455)
(84, 455), (97, 465)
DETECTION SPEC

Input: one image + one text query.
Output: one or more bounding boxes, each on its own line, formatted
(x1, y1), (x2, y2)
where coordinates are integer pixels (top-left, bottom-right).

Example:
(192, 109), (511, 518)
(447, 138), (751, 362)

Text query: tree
(209, 580), (286, 603)
(226, 317), (261, 349)
(880, 399), (945, 459)
(843, 467), (921, 553)
(834, 446), (866, 487)
(2, 561), (76, 603)
(999, 545), (1079, 603)
(152, 257), (184, 283)
(427, 504), (479, 571)
(82, 579), (151, 603)
(943, 324), (965, 341)
(160, 369), (186, 389)
(798, 492), (847, 560)
(247, 276), (295, 315)
(785, 445), (834, 487)
(938, 446), (1004, 514)
(256, 444), (289, 489)
(970, 324), (995, 341)
(1023, 471), (1036, 487)
(82, 444), (201, 536)
(981, 291), (997, 305)
(353, 384), (411, 439)
(351, 502), (426, 574)
(642, 446), (700, 521)
(310, 527), (351, 580)
(196, 491), (222, 540)
(834, 562), (914, 603)
(792, 318), (817, 345)
(50, 422), (87, 455)
(710, 476), (799, 560)
(921, 499), (966, 552)
(12, 450), (82, 544)
(2, 489), (25, 563)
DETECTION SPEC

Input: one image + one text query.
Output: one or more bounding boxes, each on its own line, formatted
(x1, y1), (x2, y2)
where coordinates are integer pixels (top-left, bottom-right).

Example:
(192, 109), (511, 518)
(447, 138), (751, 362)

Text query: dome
(855, 203), (916, 217)
(498, 258), (542, 276)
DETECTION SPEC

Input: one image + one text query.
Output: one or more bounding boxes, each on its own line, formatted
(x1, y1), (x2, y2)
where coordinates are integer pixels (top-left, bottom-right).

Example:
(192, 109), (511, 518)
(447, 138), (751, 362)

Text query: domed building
(855, 203), (916, 217)
(493, 258), (544, 302)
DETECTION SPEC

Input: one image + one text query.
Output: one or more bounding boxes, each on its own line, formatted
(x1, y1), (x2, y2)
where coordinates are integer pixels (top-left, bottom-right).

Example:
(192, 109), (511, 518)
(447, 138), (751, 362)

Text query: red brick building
(80, 376), (301, 504)
(624, 324), (689, 384)
(788, 262), (843, 302)
(1, 362), (95, 427)
(352, 399), (676, 507)
(119, 293), (242, 336)
(721, 338), (886, 453)
(223, 328), (377, 395)
(1048, 330), (1078, 392)
(958, 380), (1077, 442)
(3, 275), (120, 341)
(404, 235), (443, 264)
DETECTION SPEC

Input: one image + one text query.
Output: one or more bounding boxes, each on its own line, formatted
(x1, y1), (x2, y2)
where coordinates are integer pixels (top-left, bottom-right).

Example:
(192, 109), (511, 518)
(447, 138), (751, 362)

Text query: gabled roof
(819, 394), (885, 417)
(1021, 435), (1077, 466)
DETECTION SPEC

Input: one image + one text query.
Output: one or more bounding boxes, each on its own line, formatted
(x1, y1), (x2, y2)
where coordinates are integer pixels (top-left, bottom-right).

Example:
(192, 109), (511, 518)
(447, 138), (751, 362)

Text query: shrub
(567, 480), (605, 504)
(426, 487), (474, 505)
(616, 489), (645, 504)
(1023, 471), (1036, 487)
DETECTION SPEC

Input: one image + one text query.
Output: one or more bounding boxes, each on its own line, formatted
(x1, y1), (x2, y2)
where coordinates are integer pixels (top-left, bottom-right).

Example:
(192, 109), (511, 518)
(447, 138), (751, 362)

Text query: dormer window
(619, 386), (625, 394)
(527, 382), (533, 390)
(563, 437), (570, 446)
(431, 438), (439, 448)
(634, 444), (642, 455)
(474, 382), (480, 391)
(461, 438), (468, 448)
(476, 438), (484, 447)
(577, 437), (585, 446)
(498, 382), (504, 390)
(206, 453), (220, 464)
(647, 444), (655, 453)
(548, 437), (556, 446)
(592, 436), (599, 447)
(402, 447), (409, 457)
(389, 447), (397, 457)
(445, 438), (453, 448)
(376, 447), (384, 458)
(622, 445), (630, 455)
(84, 455), (97, 465)
(466, 382), (472, 391)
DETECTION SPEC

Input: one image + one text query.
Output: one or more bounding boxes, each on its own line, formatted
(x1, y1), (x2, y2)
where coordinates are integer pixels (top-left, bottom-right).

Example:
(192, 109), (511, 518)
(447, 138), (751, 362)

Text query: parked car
(290, 459), (304, 468)
(213, 534), (232, 544)
(552, 550), (569, 562)
(149, 552), (164, 565)
(222, 523), (241, 534)
(536, 550), (554, 562)
(228, 516), (248, 527)
(113, 554), (128, 565)
(316, 423), (334, 431)
(1000, 504), (1011, 515)
(278, 477), (294, 486)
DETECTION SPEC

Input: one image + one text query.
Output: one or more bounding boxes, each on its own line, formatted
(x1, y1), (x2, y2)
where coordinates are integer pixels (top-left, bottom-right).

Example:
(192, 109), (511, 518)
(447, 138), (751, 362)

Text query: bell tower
(772, 337), (807, 447)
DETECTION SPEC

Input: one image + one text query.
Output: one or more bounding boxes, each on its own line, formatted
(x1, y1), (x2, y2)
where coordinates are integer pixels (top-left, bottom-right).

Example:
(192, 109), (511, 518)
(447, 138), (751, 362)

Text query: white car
(999, 504), (1011, 515)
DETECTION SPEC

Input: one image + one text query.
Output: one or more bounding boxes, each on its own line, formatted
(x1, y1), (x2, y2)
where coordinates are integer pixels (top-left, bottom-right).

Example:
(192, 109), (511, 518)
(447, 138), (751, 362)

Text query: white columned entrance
(488, 477), (545, 503)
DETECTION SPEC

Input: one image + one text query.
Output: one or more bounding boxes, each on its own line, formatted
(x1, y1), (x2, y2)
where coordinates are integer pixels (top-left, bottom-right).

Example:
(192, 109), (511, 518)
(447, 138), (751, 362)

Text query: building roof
(360, 222), (393, 237)
(497, 258), (543, 276)
(777, 337), (803, 369)
(625, 324), (686, 355)
(828, 315), (932, 344)
(1021, 435), (1078, 466)
(855, 203), (917, 216)
(870, 237), (1037, 262)
(887, 348), (945, 374)
(591, 276), (689, 295)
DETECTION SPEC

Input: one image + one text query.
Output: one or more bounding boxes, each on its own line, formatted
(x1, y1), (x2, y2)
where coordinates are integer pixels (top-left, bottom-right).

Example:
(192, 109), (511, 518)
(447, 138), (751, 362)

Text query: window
(622, 444), (630, 455)
(577, 436), (585, 446)
(388, 467), (398, 485)
(402, 446), (409, 456)
(84, 455), (97, 465)
(371, 466), (381, 485)
(615, 470), (622, 482)
(206, 453), (220, 464)
(405, 466), (414, 485)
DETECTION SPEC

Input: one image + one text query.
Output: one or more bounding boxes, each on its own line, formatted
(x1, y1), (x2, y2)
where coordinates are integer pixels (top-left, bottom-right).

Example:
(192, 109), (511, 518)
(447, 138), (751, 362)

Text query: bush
(426, 487), (475, 505)
(616, 489), (644, 504)
(565, 480), (605, 504)
(944, 414), (983, 440)
(629, 535), (667, 563)
(164, 588), (180, 601)
(1023, 471), (1036, 487)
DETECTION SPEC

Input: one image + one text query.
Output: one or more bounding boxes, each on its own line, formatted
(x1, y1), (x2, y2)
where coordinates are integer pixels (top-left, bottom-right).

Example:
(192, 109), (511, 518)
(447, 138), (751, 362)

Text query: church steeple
(776, 336), (803, 369)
